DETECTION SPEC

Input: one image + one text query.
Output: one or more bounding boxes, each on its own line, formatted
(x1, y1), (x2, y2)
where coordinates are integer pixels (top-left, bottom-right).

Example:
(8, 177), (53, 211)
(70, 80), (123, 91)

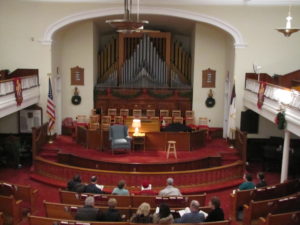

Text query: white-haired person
(130, 202), (153, 223)
(75, 196), (102, 221)
(159, 177), (182, 196)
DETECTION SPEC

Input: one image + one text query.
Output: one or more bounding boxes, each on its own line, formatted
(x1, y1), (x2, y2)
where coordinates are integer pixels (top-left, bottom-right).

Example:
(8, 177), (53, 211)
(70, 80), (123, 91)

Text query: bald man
(175, 200), (205, 223)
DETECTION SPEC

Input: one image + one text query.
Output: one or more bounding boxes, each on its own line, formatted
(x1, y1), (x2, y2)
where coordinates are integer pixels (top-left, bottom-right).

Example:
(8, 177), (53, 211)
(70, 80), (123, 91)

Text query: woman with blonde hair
(130, 202), (153, 223)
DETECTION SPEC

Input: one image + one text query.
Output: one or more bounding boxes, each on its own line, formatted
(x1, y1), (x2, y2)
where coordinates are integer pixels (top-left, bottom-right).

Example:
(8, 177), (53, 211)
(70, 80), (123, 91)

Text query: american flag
(47, 77), (55, 132)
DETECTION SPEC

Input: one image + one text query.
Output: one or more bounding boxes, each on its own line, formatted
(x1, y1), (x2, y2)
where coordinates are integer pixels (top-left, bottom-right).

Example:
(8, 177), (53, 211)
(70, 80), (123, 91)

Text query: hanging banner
(257, 81), (267, 109)
(13, 77), (23, 106)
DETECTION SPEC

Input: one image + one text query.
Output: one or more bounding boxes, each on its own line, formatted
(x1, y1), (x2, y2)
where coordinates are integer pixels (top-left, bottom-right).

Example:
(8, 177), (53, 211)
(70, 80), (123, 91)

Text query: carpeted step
(30, 173), (66, 188)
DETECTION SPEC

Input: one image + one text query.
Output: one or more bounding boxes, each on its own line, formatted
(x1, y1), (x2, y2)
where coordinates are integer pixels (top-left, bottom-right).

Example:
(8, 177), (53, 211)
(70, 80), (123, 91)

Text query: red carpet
(0, 136), (281, 225)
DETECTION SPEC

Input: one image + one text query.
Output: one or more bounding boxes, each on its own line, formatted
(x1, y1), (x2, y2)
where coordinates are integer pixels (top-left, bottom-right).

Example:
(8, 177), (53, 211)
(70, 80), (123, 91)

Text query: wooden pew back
(243, 194), (300, 225)
(259, 211), (300, 225)
(0, 212), (3, 225)
(44, 201), (212, 221)
(0, 181), (39, 212)
(0, 195), (23, 225)
(29, 215), (129, 225)
(59, 189), (206, 208)
(59, 190), (131, 207)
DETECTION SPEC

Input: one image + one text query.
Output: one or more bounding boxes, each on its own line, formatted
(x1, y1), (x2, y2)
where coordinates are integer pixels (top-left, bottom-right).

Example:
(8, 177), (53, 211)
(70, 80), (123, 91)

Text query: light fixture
(132, 119), (141, 135)
(276, 5), (299, 37)
(106, 0), (148, 33)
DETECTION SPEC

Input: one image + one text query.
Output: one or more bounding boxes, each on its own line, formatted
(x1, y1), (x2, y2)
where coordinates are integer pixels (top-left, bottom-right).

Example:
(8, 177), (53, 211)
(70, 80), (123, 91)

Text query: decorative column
(280, 130), (290, 182)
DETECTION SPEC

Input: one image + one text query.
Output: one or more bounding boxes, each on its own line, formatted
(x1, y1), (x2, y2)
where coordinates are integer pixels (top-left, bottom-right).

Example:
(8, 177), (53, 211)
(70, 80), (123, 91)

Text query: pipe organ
(95, 32), (192, 113)
(97, 32), (192, 89)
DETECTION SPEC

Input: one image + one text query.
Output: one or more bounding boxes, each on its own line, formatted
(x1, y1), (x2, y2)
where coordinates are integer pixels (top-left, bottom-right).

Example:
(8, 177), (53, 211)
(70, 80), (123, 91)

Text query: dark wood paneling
(57, 152), (221, 172)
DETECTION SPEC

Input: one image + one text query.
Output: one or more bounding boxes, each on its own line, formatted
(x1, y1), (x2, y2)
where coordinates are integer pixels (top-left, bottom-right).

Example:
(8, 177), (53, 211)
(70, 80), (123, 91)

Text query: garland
(94, 89), (107, 96)
(178, 91), (193, 99)
(275, 111), (286, 130)
(111, 89), (142, 99)
(148, 89), (173, 99)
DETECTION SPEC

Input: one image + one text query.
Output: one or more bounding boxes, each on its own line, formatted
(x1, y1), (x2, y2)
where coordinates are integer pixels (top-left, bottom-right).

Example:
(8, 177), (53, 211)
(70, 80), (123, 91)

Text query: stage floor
(40, 135), (239, 165)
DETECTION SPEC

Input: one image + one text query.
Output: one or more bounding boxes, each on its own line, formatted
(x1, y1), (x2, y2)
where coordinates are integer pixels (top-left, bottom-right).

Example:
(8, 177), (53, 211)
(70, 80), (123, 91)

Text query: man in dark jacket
(102, 198), (122, 222)
(75, 196), (102, 221)
(175, 200), (205, 223)
(85, 176), (104, 194)
(205, 196), (224, 222)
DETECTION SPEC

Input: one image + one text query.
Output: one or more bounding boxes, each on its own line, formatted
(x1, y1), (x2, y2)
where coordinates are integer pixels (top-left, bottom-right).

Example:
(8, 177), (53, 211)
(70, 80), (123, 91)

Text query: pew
(243, 194), (300, 225)
(0, 181), (39, 212)
(0, 212), (3, 225)
(28, 214), (230, 225)
(59, 189), (206, 208)
(28, 214), (129, 225)
(59, 190), (131, 207)
(43, 201), (212, 221)
(229, 179), (300, 220)
(0, 195), (23, 225)
(131, 193), (206, 208)
(258, 211), (300, 225)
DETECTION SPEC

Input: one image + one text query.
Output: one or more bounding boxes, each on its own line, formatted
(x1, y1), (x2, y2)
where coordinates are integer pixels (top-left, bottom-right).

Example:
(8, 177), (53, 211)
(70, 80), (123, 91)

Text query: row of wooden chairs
(105, 109), (194, 118)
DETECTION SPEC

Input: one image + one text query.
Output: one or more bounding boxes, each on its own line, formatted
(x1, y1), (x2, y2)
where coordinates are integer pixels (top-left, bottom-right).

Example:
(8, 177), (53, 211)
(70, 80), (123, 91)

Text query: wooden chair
(162, 116), (172, 126)
(107, 108), (117, 116)
(173, 116), (184, 124)
(150, 116), (159, 121)
(114, 116), (124, 124)
(101, 115), (111, 131)
(146, 109), (155, 118)
(76, 115), (87, 123)
(185, 110), (194, 118)
(89, 123), (100, 130)
(160, 109), (169, 117)
(120, 109), (129, 117)
(89, 115), (100, 123)
(132, 109), (142, 118)
(171, 110), (181, 117)
(185, 117), (195, 126)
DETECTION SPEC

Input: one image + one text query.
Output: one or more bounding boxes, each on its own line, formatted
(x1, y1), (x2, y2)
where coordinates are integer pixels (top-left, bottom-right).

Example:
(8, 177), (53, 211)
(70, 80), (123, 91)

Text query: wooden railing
(33, 156), (244, 192)
(32, 123), (49, 158)
(0, 74), (39, 96)
(234, 129), (247, 166)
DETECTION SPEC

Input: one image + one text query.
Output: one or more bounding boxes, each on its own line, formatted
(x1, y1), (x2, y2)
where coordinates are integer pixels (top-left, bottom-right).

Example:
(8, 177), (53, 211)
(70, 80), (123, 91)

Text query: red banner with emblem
(13, 77), (23, 106)
(257, 81), (267, 109)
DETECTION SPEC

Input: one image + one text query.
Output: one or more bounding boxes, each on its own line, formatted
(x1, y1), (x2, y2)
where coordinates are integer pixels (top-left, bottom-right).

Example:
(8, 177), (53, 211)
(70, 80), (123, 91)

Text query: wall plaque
(202, 68), (216, 88)
(71, 66), (84, 85)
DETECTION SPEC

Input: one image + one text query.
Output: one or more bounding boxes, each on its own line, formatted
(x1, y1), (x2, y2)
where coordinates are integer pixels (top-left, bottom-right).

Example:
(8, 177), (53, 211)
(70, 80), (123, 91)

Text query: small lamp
(132, 119), (141, 135)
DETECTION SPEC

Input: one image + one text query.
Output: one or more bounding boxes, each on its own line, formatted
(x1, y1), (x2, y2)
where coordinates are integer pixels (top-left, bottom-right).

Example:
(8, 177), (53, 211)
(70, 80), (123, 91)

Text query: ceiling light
(106, 0), (148, 33)
(276, 5), (299, 37)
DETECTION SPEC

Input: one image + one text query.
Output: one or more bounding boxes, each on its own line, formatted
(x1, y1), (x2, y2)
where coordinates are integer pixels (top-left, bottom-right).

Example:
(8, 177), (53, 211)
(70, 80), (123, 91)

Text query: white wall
(59, 21), (95, 119)
(192, 23), (232, 127)
(0, 113), (19, 134)
(1, 1), (300, 137)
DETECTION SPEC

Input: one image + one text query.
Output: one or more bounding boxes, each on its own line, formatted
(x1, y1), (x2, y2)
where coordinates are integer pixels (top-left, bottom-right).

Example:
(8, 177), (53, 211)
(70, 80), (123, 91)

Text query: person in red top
(138, 181), (156, 195)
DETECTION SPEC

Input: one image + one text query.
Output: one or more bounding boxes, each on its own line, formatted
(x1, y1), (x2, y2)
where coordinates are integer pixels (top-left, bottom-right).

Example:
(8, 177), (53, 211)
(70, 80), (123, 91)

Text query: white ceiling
(20, 0), (300, 6)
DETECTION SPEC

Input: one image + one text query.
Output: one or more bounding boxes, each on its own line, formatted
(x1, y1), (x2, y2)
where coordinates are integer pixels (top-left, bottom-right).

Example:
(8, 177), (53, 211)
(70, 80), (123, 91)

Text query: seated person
(112, 180), (129, 196)
(138, 181), (156, 195)
(238, 174), (255, 190)
(85, 176), (104, 194)
(159, 177), (182, 196)
(75, 196), (102, 221)
(256, 172), (267, 188)
(205, 196), (224, 222)
(153, 203), (174, 224)
(102, 198), (122, 222)
(130, 202), (153, 223)
(67, 175), (85, 193)
(175, 200), (205, 223)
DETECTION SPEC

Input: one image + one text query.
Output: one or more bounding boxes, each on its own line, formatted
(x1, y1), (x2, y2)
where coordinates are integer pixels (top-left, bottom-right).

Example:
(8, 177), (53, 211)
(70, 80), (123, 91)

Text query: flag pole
(47, 73), (54, 144)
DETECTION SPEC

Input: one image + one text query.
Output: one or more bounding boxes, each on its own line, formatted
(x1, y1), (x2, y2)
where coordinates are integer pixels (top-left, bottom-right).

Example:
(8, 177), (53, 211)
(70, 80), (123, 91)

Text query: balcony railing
(0, 75), (39, 96)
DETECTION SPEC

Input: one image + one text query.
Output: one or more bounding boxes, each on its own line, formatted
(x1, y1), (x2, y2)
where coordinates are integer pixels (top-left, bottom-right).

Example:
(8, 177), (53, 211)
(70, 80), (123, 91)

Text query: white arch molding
(41, 6), (247, 48)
